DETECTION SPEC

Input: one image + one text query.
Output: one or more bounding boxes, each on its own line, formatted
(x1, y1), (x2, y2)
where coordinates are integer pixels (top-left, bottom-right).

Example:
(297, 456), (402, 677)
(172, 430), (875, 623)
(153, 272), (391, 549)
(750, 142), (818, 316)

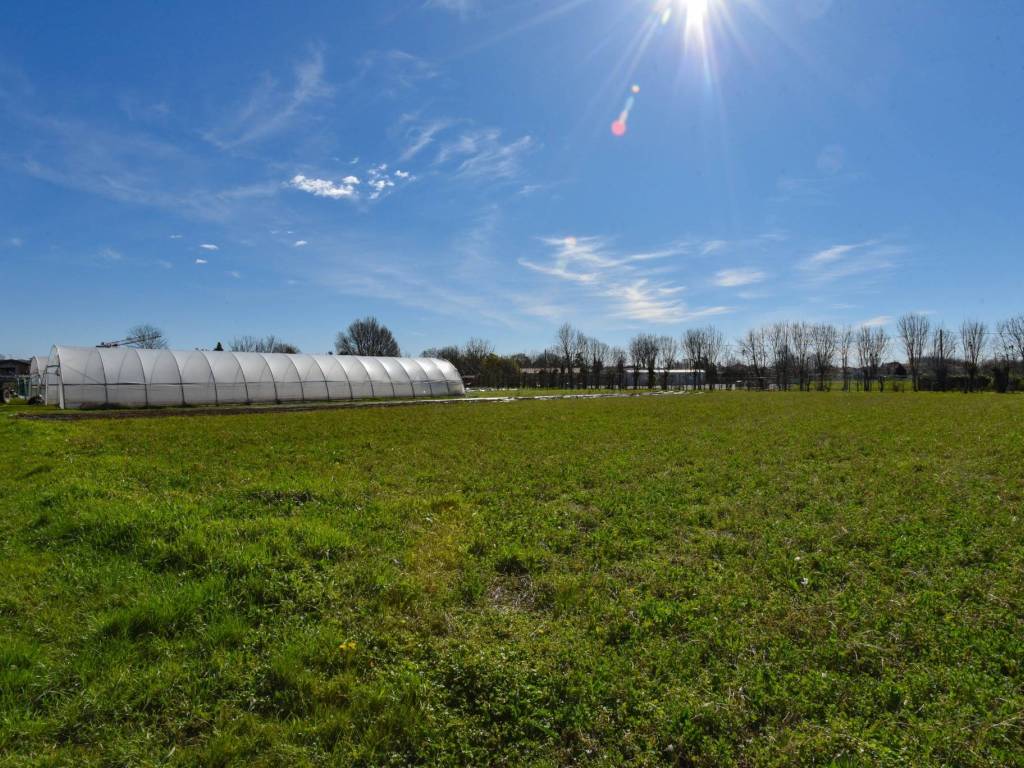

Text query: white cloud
(195, 258), (208, 265)
(99, 247), (122, 261)
(294, 239), (308, 247)
(227, 270), (241, 279)
(288, 166), (410, 203)
(714, 268), (767, 287)
(288, 173), (358, 199)
(367, 164), (395, 199)
(200, 243), (219, 251)
(157, 259), (173, 269)
(169, 234), (183, 239)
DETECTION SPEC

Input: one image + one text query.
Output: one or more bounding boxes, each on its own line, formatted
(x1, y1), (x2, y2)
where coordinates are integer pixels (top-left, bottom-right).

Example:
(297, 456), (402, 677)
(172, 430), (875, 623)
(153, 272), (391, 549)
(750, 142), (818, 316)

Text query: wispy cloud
(860, 314), (892, 327)
(195, 258), (208, 265)
(294, 239), (308, 247)
(816, 144), (845, 174)
(204, 47), (330, 149)
(169, 234), (183, 239)
(798, 239), (902, 284)
(425, 0), (476, 15)
(606, 280), (730, 323)
(8, 237), (23, 247)
(701, 239), (727, 255)
(352, 50), (439, 95)
(520, 235), (726, 324)
(398, 115), (453, 161)
(199, 243), (219, 251)
(714, 267), (767, 287)
(519, 258), (596, 284)
(437, 128), (534, 181)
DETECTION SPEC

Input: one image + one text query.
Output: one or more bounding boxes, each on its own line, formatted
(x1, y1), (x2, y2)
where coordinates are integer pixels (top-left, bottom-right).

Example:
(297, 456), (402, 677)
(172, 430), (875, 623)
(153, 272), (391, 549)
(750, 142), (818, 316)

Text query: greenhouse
(44, 345), (464, 409)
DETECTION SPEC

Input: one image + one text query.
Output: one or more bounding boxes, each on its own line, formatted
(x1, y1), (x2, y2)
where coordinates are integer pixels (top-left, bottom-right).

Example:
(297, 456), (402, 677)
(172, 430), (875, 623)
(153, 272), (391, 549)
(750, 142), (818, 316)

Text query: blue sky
(2, 0), (1022, 358)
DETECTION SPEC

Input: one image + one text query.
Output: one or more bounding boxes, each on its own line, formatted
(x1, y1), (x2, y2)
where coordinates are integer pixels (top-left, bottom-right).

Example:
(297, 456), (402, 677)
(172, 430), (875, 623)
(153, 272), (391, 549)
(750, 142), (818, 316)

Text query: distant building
(0, 359), (30, 381)
(624, 368), (704, 388)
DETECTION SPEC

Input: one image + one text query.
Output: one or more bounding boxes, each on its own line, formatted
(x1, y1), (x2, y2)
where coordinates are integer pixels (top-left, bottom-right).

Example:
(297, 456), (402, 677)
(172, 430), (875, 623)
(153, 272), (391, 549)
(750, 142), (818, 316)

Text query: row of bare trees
(424, 312), (1024, 393)
(735, 314), (1024, 392)
(122, 311), (1024, 394)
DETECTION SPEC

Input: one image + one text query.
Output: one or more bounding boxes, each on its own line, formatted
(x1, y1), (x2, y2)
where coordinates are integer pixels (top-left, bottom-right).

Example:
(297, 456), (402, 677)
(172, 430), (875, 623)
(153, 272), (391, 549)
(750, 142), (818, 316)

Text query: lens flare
(610, 88), (638, 137)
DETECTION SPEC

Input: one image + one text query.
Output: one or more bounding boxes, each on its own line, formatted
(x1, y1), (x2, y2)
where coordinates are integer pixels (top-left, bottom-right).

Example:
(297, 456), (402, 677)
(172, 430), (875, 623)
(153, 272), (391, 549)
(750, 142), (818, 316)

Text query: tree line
(424, 314), (1024, 393)
(117, 312), (1024, 393)
(116, 317), (401, 357)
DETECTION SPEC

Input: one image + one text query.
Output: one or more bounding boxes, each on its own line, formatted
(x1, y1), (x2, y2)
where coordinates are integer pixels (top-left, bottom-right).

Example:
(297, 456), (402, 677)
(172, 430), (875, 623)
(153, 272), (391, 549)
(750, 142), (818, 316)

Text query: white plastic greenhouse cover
(45, 345), (465, 409)
(29, 356), (49, 379)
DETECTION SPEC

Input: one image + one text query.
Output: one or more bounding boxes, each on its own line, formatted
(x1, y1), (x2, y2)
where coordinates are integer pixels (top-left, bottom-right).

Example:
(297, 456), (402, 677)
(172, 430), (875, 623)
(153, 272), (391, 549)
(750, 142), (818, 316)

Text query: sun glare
(676, 0), (712, 50)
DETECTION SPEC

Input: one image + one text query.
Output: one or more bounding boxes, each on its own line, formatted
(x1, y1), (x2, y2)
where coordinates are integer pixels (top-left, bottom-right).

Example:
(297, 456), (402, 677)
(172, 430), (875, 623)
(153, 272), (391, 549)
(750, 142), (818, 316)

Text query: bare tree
(683, 329), (706, 389)
(702, 326), (725, 390)
(126, 323), (168, 349)
(543, 346), (564, 388)
(839, 326), (853, 391)
(790, 321), (812, 391)
(897, 313), (931, 391)
(959, 320), (986, 392)
(461, 338), (495, 379)
(810, 323), (838, 390)
(589, 339), (610, 389)
(642, 334), (659, 389)
(658, 336), (678, 390)
(737, 328), (768, 388)
(556, 323), (582, 388)
(335, 317), (400, 356)
(768, 322), (791, 391)
(628, 335), (645, 389)
(931, 325), (955, 391)
(230, 335), (300, 353)
(857, 326), (889, 391)
(611, 346), (627, 389)
(421, 345), (463, 367)
(993, 320), (1016, 393)
(576, 335), (592, 389)
(1002, 315), (1024, 372)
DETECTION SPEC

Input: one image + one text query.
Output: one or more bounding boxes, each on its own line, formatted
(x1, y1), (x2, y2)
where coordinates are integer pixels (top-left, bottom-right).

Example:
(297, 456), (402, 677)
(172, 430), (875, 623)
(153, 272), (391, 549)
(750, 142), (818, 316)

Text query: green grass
(1, 393), (1023, 766)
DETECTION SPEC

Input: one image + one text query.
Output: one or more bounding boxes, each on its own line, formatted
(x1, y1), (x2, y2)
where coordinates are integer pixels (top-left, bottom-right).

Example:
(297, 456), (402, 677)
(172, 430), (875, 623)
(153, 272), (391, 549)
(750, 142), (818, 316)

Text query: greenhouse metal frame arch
(44, 345), (464, 409)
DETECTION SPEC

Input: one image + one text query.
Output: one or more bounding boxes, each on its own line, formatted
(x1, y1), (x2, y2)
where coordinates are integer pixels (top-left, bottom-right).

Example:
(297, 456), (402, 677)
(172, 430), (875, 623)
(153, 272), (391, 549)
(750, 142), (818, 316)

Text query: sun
(678, 0), (713, 50)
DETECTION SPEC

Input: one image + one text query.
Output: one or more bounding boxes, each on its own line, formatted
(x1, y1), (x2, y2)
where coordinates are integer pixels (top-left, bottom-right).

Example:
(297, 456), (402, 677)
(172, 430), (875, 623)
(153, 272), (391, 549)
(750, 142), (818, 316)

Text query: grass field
(2, 392), (1023, 766)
